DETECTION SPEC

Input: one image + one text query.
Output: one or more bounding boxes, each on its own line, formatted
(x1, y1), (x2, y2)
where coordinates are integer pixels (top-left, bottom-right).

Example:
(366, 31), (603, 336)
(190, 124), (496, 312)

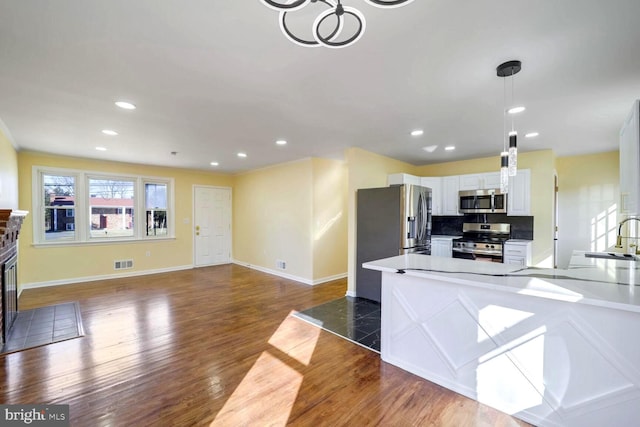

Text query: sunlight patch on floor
(210, 312), (320, 425)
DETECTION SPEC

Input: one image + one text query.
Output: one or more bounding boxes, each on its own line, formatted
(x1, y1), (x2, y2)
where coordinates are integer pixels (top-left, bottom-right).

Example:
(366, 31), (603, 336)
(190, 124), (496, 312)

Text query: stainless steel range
(452, 223), (510, 262)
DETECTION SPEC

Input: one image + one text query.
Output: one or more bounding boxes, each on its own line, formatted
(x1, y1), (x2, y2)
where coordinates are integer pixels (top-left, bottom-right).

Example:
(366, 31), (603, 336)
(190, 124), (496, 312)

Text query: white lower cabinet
(503, 240), (532, 266)
(431, 237), (453, 257)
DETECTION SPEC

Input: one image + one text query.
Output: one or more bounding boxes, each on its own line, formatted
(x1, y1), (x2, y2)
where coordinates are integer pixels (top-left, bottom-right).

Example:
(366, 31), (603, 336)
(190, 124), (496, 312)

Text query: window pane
(44, 207), (76, 240)
(89, 178), (135, 238)
(146, 210), (167, 236)
(43, 174), (76, 241)
(145, 183), (167, 209)
(145, 183), (168, 237)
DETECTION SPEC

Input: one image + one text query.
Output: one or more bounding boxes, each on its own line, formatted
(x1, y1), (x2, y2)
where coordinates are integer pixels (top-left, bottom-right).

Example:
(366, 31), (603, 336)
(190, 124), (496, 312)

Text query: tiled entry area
(294, 297), (381, 352)
(1, 302), (84, 354)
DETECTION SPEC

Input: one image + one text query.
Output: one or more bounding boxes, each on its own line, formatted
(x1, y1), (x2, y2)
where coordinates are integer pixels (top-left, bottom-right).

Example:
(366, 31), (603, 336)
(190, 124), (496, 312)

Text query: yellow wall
(233, 159), (314, 279)
(0, 127), (19, 210)
(232, 157), (348, 283)
(312, 158), (348, 280)
(18, 151), (232, 288)
(417, 150), (557, 267)
(346, 148), (419, 295)
(233, 158), (347, 283)
(556, 151), (619, 267)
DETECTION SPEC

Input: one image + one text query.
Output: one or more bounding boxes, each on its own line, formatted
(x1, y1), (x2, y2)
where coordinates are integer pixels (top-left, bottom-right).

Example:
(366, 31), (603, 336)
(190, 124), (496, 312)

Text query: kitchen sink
(584, 252), (639, 261)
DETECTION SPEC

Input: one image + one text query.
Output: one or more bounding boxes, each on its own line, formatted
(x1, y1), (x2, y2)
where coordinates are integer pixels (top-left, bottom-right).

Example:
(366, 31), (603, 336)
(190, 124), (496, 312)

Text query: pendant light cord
(503, 76), (507, 152)
(511, 69), (515, 133)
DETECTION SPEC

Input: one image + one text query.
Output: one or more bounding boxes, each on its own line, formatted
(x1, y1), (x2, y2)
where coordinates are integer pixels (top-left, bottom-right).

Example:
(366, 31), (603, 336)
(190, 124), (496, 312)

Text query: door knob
(195, 225), (200, 231)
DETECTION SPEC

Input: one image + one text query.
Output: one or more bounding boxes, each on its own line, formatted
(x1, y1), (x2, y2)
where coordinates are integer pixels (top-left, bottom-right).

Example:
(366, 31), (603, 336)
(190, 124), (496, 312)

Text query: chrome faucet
(615, 217), (640, 248)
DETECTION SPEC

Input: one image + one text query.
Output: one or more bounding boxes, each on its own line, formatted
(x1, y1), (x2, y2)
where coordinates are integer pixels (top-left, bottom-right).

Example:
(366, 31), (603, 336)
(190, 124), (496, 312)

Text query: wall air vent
(114, 259), (134, 270)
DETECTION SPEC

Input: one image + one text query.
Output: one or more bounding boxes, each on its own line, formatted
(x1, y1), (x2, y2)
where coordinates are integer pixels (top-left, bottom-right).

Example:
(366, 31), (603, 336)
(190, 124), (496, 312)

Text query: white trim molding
(232, 259), (346, 286)
(20, 264), (193, 290)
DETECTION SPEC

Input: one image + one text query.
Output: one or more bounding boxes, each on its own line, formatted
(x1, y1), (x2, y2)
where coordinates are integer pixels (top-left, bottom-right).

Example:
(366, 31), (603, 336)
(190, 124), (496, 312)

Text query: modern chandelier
(260, 0), (416, 48)
(497, 60), (523, 192)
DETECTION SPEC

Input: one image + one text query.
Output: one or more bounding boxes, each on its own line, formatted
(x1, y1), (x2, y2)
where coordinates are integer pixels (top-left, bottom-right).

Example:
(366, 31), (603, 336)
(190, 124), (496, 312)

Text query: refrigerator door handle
(407, 216), (416, 238)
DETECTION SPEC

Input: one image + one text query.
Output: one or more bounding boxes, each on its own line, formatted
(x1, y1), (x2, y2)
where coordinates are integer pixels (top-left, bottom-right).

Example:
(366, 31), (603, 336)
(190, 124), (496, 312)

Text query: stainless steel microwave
(458, 189), (507, 214)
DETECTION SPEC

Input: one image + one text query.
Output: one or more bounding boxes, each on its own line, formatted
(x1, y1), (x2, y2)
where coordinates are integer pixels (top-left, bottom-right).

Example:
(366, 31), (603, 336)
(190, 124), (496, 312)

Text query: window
(89, 177), (135, 239)
(43, 173), (76, 242)
(145, 182), (168, 236)
(34, 167), (174, 245)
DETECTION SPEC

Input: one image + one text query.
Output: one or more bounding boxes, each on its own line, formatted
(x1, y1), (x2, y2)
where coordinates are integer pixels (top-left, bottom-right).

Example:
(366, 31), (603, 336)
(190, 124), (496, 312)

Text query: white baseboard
(20, 264), (194, 291)
(231, 259), (346, 286)
(345, 290), (357, 297)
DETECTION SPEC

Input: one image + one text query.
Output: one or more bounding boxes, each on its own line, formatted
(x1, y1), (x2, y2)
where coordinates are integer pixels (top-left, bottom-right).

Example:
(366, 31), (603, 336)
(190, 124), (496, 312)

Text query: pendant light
(497, 60), (522, 177)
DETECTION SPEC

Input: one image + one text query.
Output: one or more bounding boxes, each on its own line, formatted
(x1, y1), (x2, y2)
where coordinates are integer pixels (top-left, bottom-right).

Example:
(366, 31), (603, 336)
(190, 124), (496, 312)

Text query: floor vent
(114, 259), (134, 270)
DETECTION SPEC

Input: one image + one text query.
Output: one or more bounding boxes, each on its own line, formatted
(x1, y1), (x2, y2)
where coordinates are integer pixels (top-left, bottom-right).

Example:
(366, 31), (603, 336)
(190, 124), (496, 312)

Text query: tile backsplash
(432, 214), (534, 240)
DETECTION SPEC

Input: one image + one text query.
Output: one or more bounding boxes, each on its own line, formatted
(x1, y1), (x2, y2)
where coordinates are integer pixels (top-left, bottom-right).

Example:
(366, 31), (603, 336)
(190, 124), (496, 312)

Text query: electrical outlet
(276, 260), (286, 270)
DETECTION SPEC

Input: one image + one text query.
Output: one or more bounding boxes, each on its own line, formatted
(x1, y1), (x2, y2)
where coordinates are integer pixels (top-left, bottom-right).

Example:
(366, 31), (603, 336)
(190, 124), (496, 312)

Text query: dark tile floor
(295, 297), (381, 352)
(1, 302), (84, 354)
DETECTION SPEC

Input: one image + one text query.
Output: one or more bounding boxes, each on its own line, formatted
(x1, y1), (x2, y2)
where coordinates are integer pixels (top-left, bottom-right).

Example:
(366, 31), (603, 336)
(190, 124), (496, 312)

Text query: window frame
(33, 166), (175, 246)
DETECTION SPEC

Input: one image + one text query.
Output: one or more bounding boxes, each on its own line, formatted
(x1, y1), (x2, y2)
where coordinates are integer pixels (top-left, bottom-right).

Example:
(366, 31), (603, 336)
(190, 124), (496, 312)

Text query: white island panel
(368, 253), (640, 427)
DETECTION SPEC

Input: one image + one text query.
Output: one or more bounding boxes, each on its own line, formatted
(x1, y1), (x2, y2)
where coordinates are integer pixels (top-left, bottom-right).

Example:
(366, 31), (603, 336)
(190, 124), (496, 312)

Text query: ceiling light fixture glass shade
(508, 131), (518, 176)
(115, 101), (136, 110)
(262, 0), (414, 48)
(500, 151), (509, 193)
(507, 106), (526, 114)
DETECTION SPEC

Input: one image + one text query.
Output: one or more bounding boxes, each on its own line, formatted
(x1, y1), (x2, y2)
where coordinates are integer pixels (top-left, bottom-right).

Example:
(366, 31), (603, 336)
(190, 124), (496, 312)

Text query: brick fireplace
(0, 209), (28, 346)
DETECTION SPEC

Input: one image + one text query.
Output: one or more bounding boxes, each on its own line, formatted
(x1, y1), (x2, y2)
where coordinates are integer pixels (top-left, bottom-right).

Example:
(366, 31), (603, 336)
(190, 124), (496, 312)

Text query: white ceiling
(1, 0), (639, 173)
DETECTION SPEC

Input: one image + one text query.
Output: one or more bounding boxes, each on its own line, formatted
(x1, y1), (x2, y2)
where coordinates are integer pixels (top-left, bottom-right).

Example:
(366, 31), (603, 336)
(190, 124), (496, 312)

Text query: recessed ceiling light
(210, 161), (219, 166)
(102, 129), (118, 136)
(422, 145), (438, 153)
(95, 146), (107, 151)
(525, 132), (539, 138)
(508, 106), (526, 114)
(444, 146), (456, 151)
(115, 101), (136, 110)
(237, 152), (247, 158)
(411, 130), (424, 137)
(276, 140), (287, 145)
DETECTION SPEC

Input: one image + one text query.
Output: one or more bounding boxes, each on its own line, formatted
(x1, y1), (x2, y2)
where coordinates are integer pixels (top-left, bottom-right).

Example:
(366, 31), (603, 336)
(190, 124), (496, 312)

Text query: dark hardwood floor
(1, 264), (531, 426)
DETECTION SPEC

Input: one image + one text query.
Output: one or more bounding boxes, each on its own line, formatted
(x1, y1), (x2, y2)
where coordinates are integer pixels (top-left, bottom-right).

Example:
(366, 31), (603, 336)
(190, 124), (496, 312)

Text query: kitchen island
(363, 252), (640, 427)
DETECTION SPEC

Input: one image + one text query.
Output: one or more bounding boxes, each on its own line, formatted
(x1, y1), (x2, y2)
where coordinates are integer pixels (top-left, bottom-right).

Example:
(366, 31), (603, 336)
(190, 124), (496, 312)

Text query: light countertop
(363, 250), (640, 313)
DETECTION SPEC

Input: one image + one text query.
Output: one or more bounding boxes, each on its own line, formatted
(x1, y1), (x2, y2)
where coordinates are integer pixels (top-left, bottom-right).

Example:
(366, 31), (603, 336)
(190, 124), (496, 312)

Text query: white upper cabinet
(421, 177), (442, 216)
(620, 100), (640, 215)
(458, 172), (502, 191)
(507, 169), (531, 216)
(442, 176), (462, 215)
(387, 173), (422, 186)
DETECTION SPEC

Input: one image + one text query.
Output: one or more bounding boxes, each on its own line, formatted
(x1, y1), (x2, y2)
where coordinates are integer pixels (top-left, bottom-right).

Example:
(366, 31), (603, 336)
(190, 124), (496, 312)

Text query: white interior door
(194, 186), (231, 266)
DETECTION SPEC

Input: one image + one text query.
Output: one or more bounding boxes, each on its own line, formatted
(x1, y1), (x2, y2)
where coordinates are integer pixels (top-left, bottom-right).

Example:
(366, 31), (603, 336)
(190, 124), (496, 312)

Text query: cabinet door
(482, 172), (501, 189)
(431, 239), (452, 258)
(507, 169), (531, 216)
(421, 177), (442, 216)
(442, 176), (461, 215)
(503, 241), (532, 265)
(388, 173), (421, 186)
(458, 174), (482, 191)
(620, 101), (640, 215)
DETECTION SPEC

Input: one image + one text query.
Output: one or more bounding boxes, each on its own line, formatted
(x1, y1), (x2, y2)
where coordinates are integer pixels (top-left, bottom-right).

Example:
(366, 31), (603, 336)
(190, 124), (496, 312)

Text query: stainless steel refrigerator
(356, 184), (432, 302)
